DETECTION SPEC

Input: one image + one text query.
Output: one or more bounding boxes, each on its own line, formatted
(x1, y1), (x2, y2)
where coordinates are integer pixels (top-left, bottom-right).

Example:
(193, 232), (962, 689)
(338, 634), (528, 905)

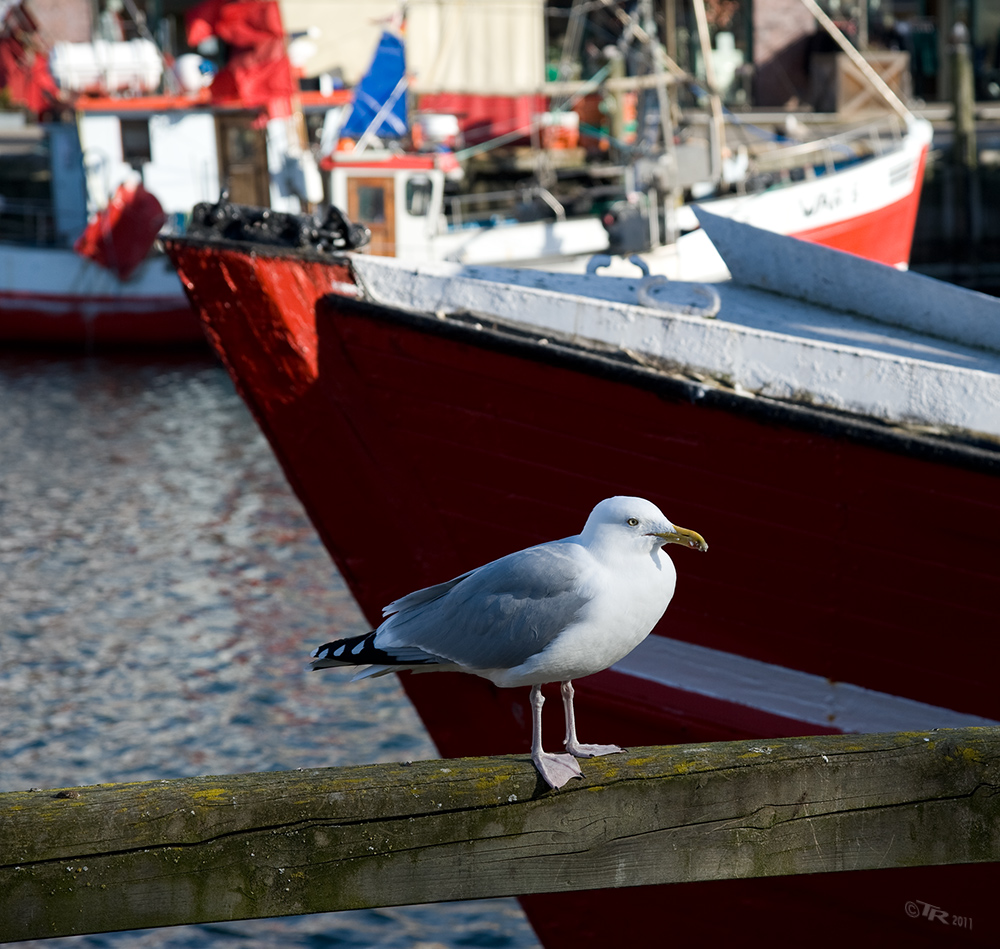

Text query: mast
(690, 0), (724, 184)
(638, 0), (678, 245)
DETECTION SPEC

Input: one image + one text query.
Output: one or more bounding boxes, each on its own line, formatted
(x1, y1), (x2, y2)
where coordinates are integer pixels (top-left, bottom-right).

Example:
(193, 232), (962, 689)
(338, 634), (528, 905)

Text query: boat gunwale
(318, 293), (1000, 478)
(160, 235), (355, 268)
(162, 232), (1000, 474)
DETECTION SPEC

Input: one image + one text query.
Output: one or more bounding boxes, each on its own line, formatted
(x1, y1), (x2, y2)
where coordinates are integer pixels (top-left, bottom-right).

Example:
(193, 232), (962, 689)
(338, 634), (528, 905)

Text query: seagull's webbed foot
(529, 684), (584, 789)
(565, 740), (623, 758)
(532, 750), (584, 789)
(560, 680), (624, 760)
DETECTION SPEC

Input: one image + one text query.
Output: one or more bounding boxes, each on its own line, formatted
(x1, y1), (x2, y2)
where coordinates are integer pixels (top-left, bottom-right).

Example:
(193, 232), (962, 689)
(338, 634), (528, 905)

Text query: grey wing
(376, 542), (592, 671)
(382, 569), (477, 616)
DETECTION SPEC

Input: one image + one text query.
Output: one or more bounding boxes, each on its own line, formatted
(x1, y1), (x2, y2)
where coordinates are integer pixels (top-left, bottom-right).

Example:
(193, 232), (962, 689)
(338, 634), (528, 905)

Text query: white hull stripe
(329, 280), (361, 297)
(701, 120), (931, 235)
(613, 634), (999, 734)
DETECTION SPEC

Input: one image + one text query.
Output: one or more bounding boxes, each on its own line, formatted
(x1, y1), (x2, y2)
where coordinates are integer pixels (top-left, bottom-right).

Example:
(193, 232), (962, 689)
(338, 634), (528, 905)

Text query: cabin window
(355, 184), (386, 223)
(405, 176), (433, 216)
(120, 118), (151, 172)
(0, 131), (54, 244)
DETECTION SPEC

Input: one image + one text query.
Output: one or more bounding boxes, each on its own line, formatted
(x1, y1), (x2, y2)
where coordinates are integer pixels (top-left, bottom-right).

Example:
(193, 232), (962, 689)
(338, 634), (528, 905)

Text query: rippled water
(0, 352), (540, 948)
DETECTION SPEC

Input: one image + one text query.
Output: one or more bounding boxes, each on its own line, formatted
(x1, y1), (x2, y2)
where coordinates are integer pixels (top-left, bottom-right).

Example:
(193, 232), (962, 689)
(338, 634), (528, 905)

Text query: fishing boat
(163, 203), (1000, 947)
(326, 4), (932, 275)
(0, 89), (350, 347)
(325, 114), (931, 277)
(0, 0), (343, 346)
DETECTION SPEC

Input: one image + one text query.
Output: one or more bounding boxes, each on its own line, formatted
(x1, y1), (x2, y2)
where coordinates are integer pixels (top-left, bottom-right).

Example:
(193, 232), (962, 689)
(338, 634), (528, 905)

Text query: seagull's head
(581, 496), (708, 555)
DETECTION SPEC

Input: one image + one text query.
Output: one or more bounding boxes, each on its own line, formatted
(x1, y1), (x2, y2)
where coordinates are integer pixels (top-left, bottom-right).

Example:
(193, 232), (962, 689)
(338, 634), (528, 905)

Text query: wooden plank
(2, 728), (998, 941)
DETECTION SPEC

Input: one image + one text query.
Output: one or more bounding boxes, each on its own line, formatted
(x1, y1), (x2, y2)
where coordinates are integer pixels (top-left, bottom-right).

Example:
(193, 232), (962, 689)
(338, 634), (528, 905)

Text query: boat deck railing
(446, 185), (568, 229)
(0, 198), (57, 245)
(746, 116), (905, 177)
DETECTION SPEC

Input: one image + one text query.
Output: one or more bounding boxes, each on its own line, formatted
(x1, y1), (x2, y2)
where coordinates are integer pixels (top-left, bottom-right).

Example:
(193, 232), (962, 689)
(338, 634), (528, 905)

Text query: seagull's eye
(627, 517), (639, 527)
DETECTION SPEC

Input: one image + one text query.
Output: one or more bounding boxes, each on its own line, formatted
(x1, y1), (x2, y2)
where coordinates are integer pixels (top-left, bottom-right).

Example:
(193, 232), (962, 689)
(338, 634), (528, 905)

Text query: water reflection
(0, 352), (538, 948)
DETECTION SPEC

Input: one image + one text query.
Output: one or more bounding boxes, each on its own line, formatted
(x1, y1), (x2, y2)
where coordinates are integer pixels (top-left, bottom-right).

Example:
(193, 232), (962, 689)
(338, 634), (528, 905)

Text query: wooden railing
(2, 726), (998, 941)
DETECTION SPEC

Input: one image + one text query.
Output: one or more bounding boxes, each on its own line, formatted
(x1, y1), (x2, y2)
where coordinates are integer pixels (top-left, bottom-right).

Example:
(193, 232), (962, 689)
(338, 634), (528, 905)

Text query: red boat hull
(789, 140), (928, 267)
(0, 292), (203, 347)
(166, 238), (1000, 946)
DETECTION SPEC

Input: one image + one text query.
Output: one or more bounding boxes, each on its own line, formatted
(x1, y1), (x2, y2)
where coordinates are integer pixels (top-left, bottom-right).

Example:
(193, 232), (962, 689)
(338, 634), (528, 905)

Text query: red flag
(74, 182), (167, 281)
(185, 0), (293, 119)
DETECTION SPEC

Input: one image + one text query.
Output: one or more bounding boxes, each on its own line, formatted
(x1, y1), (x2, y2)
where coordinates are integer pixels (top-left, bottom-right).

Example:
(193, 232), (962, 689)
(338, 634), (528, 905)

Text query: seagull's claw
(532, 751), (584, 789)
(565, 741), (623, 758)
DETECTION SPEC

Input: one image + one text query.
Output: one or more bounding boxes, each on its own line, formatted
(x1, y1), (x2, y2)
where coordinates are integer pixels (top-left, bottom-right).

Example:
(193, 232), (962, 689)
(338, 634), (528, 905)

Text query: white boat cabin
(0, 94), (342, 253)
(75, 99), (326, 224)
(326, 149), (610, 265)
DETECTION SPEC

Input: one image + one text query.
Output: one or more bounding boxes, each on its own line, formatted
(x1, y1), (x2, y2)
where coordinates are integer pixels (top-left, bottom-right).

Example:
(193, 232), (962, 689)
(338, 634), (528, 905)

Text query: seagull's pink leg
(562, 680), (622, 758)
(530, 683), (582, 788)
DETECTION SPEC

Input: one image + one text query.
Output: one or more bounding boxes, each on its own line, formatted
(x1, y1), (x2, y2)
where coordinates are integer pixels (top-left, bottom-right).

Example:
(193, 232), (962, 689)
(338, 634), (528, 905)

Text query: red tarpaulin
(185, 0), (293, 119)
(0, 2), (60, 115)
(74, 182), (167, 280)
(417, 92), (549, 147)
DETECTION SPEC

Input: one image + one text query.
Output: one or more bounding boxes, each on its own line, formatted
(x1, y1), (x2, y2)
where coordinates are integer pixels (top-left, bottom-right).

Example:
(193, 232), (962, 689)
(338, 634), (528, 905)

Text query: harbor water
(0, 351), (541, 949)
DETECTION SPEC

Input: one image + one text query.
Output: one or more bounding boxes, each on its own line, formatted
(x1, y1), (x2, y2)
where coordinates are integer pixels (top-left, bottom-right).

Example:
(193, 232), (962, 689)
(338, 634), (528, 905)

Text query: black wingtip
(310, 631), (376, 668)
(310, 630), (440, 670)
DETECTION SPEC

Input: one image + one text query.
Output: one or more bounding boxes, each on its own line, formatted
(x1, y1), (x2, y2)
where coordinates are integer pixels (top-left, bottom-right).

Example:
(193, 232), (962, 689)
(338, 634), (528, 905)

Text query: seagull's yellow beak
(652, 525), (708, 552)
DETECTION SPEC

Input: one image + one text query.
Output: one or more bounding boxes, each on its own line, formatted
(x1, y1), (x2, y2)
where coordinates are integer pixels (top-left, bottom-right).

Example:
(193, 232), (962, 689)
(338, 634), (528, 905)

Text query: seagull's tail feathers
(310, 630), (452, 678)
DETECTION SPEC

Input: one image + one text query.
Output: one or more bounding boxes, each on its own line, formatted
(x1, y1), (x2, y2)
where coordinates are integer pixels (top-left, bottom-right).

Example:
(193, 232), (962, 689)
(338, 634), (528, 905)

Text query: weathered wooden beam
(2, 727), (998, 941)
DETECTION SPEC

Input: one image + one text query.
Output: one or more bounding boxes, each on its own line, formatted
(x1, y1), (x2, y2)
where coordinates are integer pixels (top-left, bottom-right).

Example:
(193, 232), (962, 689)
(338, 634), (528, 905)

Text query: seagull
(311, 496), (707, 788)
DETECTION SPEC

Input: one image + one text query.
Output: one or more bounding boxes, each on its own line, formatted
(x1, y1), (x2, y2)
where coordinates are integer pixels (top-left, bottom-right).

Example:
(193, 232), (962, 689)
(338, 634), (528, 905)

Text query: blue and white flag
(341, 30), (408, 139)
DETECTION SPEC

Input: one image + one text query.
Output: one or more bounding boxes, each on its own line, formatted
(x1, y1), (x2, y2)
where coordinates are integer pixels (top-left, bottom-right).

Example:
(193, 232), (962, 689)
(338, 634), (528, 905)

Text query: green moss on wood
(1, 727), (998, 941)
